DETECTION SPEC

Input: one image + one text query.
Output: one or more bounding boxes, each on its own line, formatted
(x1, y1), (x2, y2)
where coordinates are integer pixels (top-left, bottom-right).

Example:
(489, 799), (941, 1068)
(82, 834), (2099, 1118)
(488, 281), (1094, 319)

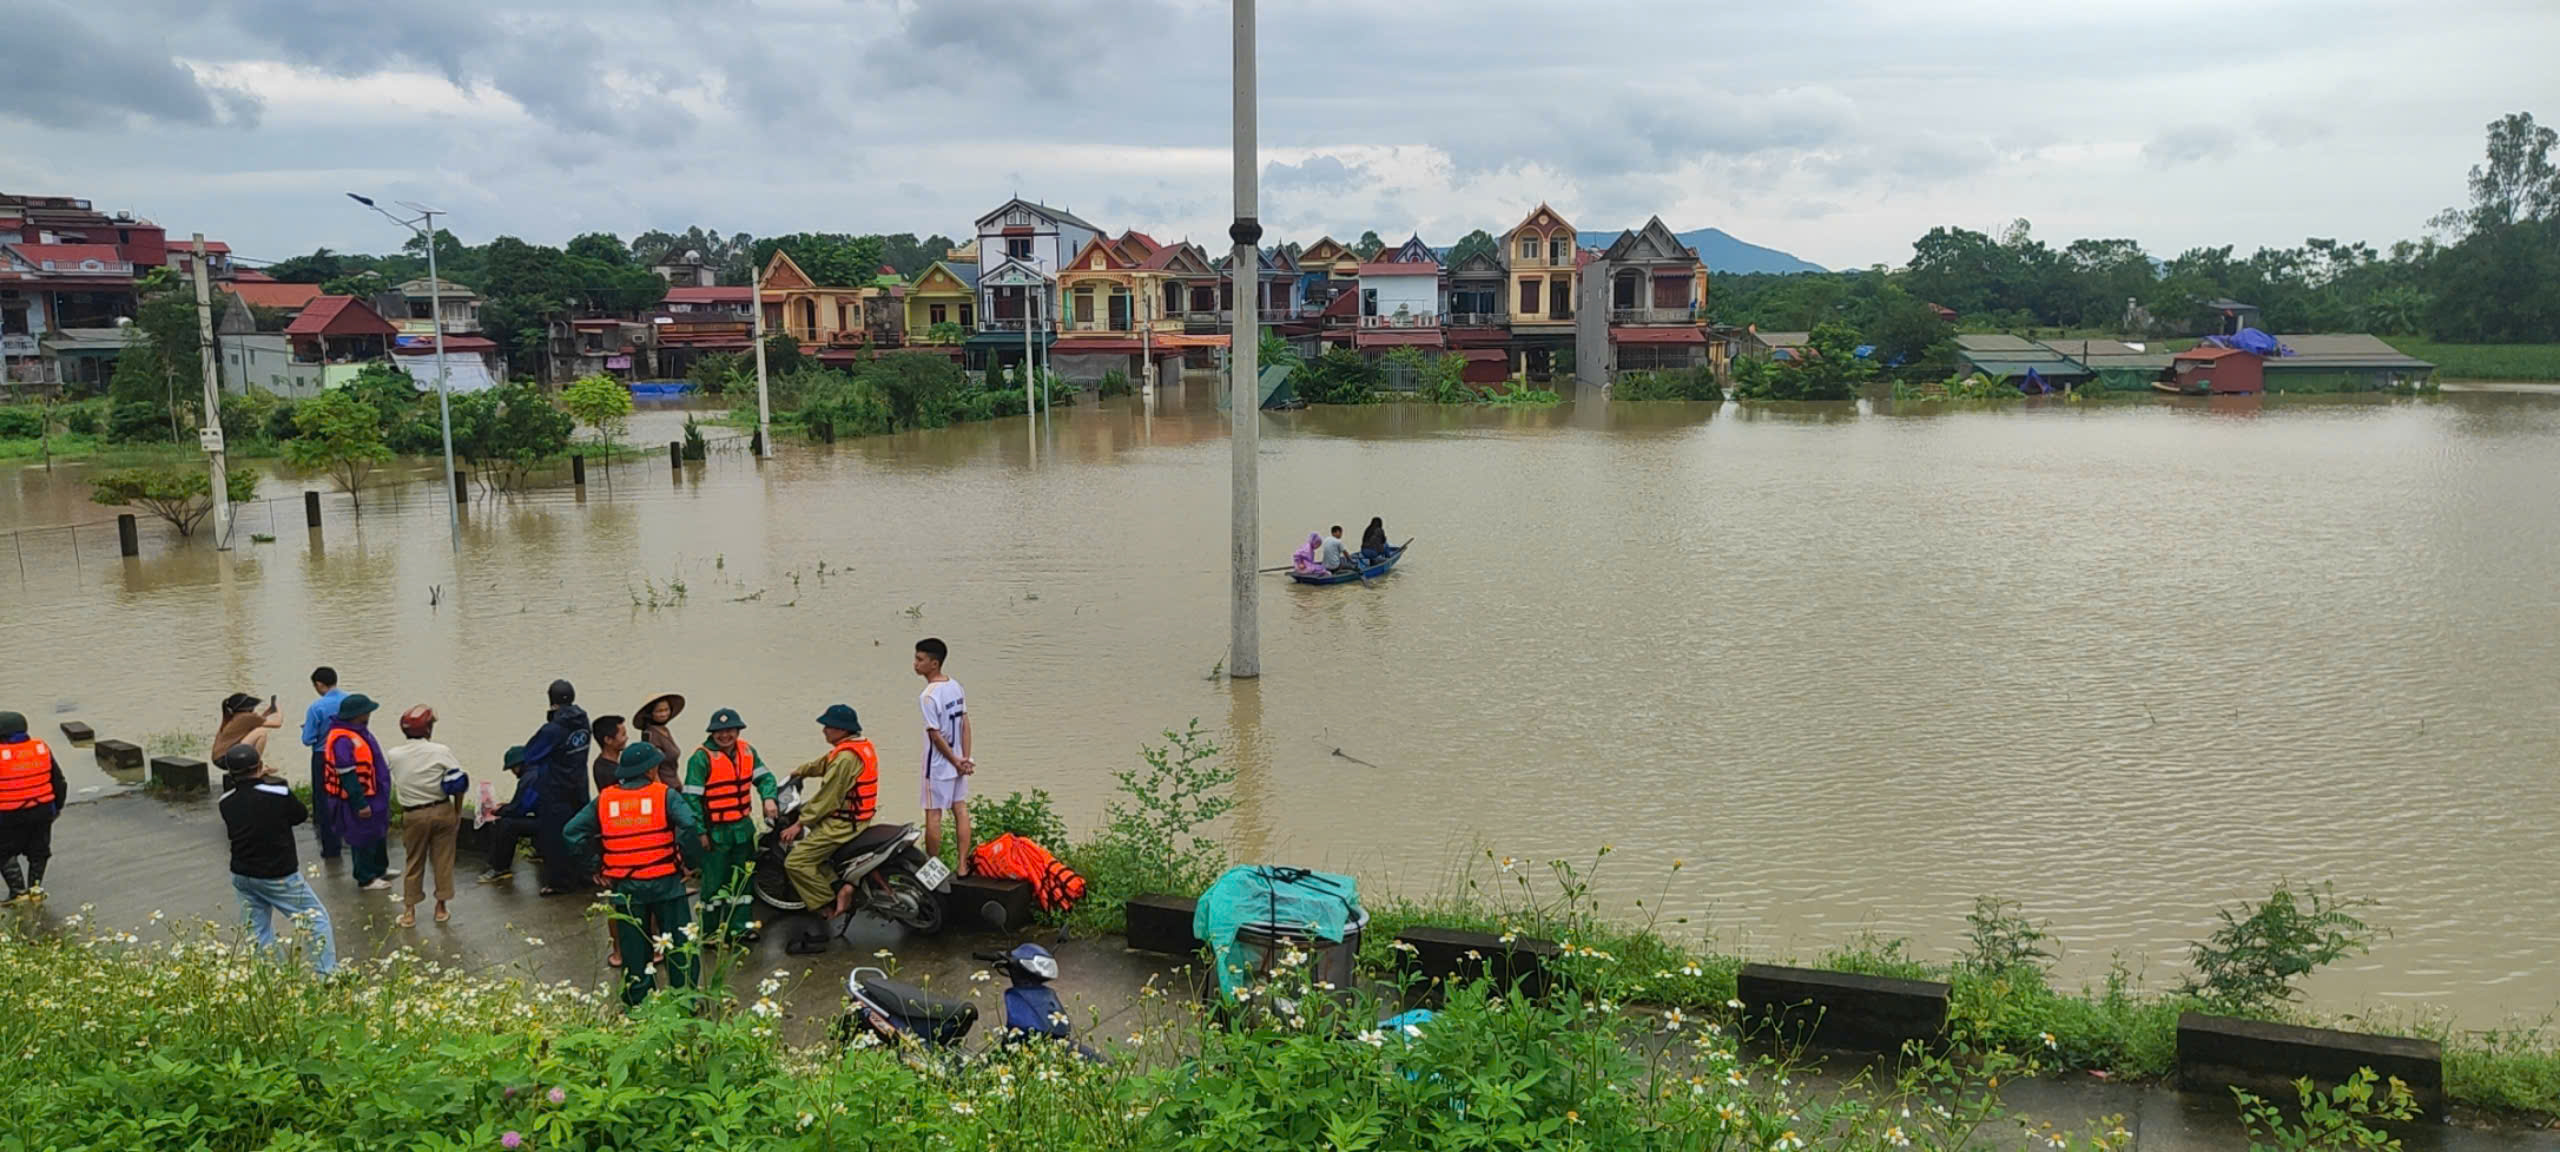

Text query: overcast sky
(1, 0), (2549, 272)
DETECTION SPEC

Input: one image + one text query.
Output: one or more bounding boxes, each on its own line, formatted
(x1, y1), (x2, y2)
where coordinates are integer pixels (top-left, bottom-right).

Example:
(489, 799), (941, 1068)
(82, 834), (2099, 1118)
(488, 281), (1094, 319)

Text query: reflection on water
(7, 386), (2560, 1023)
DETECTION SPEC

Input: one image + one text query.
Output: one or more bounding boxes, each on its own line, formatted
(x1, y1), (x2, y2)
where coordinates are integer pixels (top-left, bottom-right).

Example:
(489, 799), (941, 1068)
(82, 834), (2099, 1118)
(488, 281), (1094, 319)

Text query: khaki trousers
(399, 801), (459, 905)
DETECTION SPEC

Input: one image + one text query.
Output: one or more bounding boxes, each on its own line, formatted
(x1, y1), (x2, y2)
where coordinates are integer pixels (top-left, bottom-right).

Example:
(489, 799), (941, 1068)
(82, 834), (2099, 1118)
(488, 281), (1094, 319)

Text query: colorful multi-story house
(1577, 216), (1711, 385)
(968, 198), (1100, 370)
(1501, 204), (1579, 380)
(1295, 236), (1358, 308)
(1445, 247), (1511, 383)
(1353, 234), (1443, 356)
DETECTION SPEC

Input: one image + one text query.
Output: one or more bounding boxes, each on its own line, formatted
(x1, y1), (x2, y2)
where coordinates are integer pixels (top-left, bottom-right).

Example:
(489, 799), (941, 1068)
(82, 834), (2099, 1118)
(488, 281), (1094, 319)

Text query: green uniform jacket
(790, 744), (868, 822)
(683, 738), (779, 849)
(563, 782), (707, 904)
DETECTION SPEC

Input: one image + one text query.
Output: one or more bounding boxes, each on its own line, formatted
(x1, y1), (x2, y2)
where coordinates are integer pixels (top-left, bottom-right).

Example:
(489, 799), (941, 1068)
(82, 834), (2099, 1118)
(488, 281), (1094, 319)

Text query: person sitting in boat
(1358, 517), (1388, 565)
(1320, 526), (1353, 571)
(1291, 533), (1327, 576)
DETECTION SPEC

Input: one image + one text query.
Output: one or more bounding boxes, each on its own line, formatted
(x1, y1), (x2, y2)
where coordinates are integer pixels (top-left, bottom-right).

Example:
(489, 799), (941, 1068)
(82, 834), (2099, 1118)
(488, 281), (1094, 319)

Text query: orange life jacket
(827, 738), (878, 824)
(970, 833), (1088, 912)
(0, 740), (57, 812)
(597, 782), (679, 883)
(700, 740), (761, 824)
(321, 725), (376, 803)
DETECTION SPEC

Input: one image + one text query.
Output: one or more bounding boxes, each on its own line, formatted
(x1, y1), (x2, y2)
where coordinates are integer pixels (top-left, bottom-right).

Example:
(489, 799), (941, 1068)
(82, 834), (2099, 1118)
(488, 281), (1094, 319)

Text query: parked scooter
(749, 780), (951, 935)
(981, 943), (1105, 1062)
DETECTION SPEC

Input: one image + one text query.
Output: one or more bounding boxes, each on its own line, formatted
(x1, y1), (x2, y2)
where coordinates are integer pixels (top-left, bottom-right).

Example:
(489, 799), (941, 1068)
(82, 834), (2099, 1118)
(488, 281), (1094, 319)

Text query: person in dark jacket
(478, 746), (540, 883)
(1359, 516), (1389, 564)
(521, 679), (593, 896)
(218, 745), (337, 974)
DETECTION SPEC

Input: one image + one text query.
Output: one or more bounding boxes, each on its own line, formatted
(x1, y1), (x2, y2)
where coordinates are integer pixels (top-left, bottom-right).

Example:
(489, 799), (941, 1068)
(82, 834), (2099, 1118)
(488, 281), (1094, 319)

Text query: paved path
(22, 792), (2559, 1150)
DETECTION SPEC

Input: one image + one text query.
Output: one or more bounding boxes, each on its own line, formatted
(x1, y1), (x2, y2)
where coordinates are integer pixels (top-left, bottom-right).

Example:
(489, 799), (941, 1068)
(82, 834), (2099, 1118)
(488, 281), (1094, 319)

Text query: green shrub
(2182, 881), (2379, 1015)
(0, 405), (45, 438)
(1613, 366), (1720, 401)
(970, 788), (1069, 848)
(798, 370), (890, 443)
(1959, 895), (2054, 975)
(217, 390), (282, 443)
(61, 399), (103, 436)
(262, 398), (300, 442)
(106, 399), (173, 443)
(1293, 346), (1380, 405)
(1097, 368), (1132, 398)
(87, 464), (260, 537)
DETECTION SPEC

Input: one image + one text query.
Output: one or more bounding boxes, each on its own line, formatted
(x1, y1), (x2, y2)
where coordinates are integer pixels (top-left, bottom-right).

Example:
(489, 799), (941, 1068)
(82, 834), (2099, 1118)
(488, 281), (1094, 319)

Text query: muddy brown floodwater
(5, 383), (2558, 1024)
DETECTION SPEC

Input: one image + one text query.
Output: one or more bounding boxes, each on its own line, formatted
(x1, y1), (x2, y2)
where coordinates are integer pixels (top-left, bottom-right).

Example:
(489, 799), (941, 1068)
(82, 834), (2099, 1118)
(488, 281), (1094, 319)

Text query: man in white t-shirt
(913, 636), (973, 870)
(382, 705), (465, 929)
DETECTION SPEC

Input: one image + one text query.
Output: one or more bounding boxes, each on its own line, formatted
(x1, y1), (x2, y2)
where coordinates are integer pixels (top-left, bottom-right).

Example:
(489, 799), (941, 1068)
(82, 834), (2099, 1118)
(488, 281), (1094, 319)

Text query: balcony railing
(979, 318), (1054, 333)
(1066, 319), (1135, 334)
(1360, 312), (1439, 329)
(0, 334), (35, 357)
(1446, 311), (1505, 328)
(1609, 307), (1702, 325)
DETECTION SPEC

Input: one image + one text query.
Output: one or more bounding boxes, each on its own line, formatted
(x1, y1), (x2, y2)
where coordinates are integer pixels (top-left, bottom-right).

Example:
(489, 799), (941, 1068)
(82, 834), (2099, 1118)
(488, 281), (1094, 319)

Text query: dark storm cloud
(0, 1), (237, 128)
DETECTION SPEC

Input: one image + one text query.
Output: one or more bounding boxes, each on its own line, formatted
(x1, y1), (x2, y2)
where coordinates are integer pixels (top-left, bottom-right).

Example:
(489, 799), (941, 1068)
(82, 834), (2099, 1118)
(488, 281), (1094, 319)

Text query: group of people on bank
(0, 638), (977, 1008)
(1291, 517), (1391, 576)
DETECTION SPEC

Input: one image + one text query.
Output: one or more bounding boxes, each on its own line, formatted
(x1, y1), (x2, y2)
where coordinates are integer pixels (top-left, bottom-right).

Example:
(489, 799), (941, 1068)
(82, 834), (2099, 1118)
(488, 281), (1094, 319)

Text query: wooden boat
(1289, 539), (1412, 586)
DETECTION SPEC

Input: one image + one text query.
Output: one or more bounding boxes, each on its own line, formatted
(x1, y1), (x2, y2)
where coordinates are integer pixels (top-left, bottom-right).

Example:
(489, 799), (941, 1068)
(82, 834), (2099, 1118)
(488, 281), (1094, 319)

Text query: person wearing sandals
(322, 695), (394, 891)
(383, 705), (466, 928)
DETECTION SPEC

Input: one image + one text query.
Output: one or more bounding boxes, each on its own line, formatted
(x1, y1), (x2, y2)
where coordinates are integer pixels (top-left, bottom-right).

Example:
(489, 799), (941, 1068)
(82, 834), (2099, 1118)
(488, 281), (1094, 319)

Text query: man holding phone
(300, 667), (347, 860)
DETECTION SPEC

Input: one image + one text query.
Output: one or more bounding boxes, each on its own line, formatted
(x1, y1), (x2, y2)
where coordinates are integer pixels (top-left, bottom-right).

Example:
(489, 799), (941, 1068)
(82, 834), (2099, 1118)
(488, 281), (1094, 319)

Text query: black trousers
(0, 806), (55, 891)
(484, 813), (540, 874)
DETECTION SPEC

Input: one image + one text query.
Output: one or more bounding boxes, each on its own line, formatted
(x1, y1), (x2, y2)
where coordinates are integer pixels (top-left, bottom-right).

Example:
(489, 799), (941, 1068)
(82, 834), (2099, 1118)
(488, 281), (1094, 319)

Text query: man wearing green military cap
(565, 742), (707, 1007)
(682, 707), (780, 943)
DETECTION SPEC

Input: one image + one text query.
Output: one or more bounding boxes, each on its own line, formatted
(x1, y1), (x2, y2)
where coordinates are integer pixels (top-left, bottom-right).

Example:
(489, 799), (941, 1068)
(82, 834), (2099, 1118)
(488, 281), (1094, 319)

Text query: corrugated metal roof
(1953, 333), (2046, 354)
(1964, 358), (2091, 380)
(2267, 333), (2433, 369)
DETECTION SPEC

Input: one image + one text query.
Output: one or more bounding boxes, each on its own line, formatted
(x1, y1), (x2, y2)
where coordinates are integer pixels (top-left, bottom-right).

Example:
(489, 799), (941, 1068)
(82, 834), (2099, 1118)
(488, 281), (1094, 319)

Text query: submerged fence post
(452, 469), (469, 507)
(303, 491), (321, 528)
(750, 429), (763, 457)
(668, 441), (682, 474)
(116, 514), (138, 558)
(571, 454), (586, 486)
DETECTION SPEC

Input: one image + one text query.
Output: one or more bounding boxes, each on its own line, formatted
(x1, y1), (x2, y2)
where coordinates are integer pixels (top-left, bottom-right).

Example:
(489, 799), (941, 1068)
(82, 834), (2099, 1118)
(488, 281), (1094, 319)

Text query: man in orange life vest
(564, 741), (705, 1007)
(682, 707), (780, 943)
(0, 710), (68, 905)
(779, 703), (877, 953)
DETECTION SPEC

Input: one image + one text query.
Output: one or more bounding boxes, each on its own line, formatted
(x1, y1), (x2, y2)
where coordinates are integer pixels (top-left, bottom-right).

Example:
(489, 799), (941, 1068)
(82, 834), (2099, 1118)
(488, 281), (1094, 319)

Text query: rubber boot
(25, 857), (44, 898)
(0, 859), (23, 903)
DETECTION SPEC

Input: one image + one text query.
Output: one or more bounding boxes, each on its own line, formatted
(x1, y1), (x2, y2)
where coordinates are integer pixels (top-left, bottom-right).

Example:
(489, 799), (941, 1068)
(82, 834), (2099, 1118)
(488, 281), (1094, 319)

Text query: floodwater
(5, 383), (2559, 1024)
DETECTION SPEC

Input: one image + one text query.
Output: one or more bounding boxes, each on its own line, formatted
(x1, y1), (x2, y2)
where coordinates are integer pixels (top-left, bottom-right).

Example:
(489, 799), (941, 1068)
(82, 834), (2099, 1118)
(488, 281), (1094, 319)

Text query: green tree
(565, 232), (632, 266)
(761, 331), (806, 375)
(105, 269), (200, 435)
(1353, 231), (1385, 260)
(285, 389), (391, 506)
(561, 373), (634, 453)
(87, 464), (260, 537)
(1750, 322), (1873, 401)
(263, 248), (346, 284)
(2460, 112), (2558, 231)
(1444, 229), (1498, 267)
(448, 380), (574, 491)
(685, 351), (746, 394)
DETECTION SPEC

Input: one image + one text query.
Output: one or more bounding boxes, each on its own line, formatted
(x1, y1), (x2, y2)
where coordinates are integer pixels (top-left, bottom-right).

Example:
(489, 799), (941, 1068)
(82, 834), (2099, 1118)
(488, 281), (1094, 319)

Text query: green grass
(0, 434), (289, 465)
(2393, 341), (2560, 381)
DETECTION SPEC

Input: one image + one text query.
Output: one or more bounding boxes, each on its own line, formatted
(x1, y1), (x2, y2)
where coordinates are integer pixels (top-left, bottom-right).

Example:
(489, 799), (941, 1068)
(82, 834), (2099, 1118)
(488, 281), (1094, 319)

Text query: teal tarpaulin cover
(1193, 865), (1363, 998)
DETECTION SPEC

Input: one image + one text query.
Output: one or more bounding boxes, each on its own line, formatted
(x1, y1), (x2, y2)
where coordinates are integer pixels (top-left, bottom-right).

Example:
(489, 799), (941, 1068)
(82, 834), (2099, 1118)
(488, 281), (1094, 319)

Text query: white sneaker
(360, 879), (394, 892)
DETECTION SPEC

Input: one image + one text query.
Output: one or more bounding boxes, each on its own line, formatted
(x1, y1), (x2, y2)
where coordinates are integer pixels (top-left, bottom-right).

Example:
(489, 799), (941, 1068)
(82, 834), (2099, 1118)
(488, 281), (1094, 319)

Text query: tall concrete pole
(1227, 0), (1261, 678)
(189, 234), (233, 551)
(423, 210), (459, 552)
(750, 258), (772, 459)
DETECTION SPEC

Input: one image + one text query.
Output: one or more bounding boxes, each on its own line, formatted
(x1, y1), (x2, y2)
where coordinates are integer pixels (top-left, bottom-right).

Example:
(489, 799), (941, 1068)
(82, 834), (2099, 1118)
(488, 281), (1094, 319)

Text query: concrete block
(148, 755), (210, 793)
(1125, 893), (1202, 956)
(2176, 1012), (2443, 1119)
(1738, 963), (1949, 1054)
(950, 873), (1034, 933)
(94, 739), (144, 772)
(1394, 926), (1561, 1000)
(58, 721), (94, 743)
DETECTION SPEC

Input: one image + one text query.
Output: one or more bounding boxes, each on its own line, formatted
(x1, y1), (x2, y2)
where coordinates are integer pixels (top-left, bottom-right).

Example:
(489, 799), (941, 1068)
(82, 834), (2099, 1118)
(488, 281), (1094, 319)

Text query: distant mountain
(1578, 226), (1826, 275)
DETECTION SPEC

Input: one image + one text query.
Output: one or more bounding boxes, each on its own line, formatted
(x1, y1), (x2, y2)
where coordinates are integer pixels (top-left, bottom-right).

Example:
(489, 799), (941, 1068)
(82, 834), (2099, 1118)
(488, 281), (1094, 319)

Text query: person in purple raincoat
(321, 695), (395, 890)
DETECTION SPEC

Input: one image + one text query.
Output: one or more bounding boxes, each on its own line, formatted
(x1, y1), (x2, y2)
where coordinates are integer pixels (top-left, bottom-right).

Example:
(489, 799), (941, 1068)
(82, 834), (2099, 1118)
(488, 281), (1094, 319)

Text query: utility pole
(190, 234), (233, 551)
(1022, 283), (1035, 419)
(1228, 0), (1262, 678)
(422, 210), (459, 551)
(751, 258), (772, 459)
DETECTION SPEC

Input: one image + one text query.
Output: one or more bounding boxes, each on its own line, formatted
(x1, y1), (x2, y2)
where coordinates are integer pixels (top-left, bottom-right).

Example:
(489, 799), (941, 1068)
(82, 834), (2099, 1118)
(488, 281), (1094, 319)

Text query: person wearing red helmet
(383, 704), (467, 928)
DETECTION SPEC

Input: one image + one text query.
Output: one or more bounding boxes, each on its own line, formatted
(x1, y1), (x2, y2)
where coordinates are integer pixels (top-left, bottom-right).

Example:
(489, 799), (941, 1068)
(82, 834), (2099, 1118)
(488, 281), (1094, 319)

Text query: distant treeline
(1714, 111), (2560, 346)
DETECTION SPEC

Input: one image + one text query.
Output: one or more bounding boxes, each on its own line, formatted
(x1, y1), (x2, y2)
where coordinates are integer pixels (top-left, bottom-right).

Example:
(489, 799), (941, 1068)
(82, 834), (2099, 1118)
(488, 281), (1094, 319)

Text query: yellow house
(1056, 234), (1142, 338)
(903, 262), (979, 345)
(1504, 203), (1578, 335)
(757, 249), (865, 347)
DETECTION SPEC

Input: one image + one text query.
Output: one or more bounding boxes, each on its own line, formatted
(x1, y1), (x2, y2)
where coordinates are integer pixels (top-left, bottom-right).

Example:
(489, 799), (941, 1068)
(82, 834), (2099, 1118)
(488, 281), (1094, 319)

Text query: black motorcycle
(749, 780), (951, 934)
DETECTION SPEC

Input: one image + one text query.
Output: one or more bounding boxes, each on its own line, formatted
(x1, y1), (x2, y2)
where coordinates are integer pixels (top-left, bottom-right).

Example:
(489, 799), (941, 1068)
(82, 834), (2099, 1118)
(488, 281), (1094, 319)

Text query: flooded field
(5, 383), (2558, 1022)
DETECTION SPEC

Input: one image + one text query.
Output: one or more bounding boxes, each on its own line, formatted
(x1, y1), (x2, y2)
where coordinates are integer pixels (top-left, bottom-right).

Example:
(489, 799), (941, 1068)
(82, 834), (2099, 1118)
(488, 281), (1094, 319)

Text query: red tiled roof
(1610, 327), (1706, 344)
(1320, 292), (1360, 319)
(225, 282), (326, 311)
(282, 295), (399, 338)
(1118, 230), (1161, 255)
(1355, 329), (1445, 348)
(233, 269), (276, 282)
(665, 285), (752, 304)
(8, 242), (123, 267)
(2176, 345), (2250, 362)
(1356, 262), (1437, 276)
(1458, 348), (1508, 361)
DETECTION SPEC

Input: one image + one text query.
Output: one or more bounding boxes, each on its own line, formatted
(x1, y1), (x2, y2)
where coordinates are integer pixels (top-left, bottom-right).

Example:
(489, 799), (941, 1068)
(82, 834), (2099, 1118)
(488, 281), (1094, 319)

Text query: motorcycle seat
(839, 823), (912, 857)
(860, 975), (979, 1043)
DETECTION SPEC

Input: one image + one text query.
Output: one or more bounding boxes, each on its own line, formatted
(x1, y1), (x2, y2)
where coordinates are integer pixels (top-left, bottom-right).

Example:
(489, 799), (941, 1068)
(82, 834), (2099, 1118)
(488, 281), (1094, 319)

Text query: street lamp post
(1228, 0), (1261, 679)
(750, 259), (773, 459)
(347, 193), (461, 553)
